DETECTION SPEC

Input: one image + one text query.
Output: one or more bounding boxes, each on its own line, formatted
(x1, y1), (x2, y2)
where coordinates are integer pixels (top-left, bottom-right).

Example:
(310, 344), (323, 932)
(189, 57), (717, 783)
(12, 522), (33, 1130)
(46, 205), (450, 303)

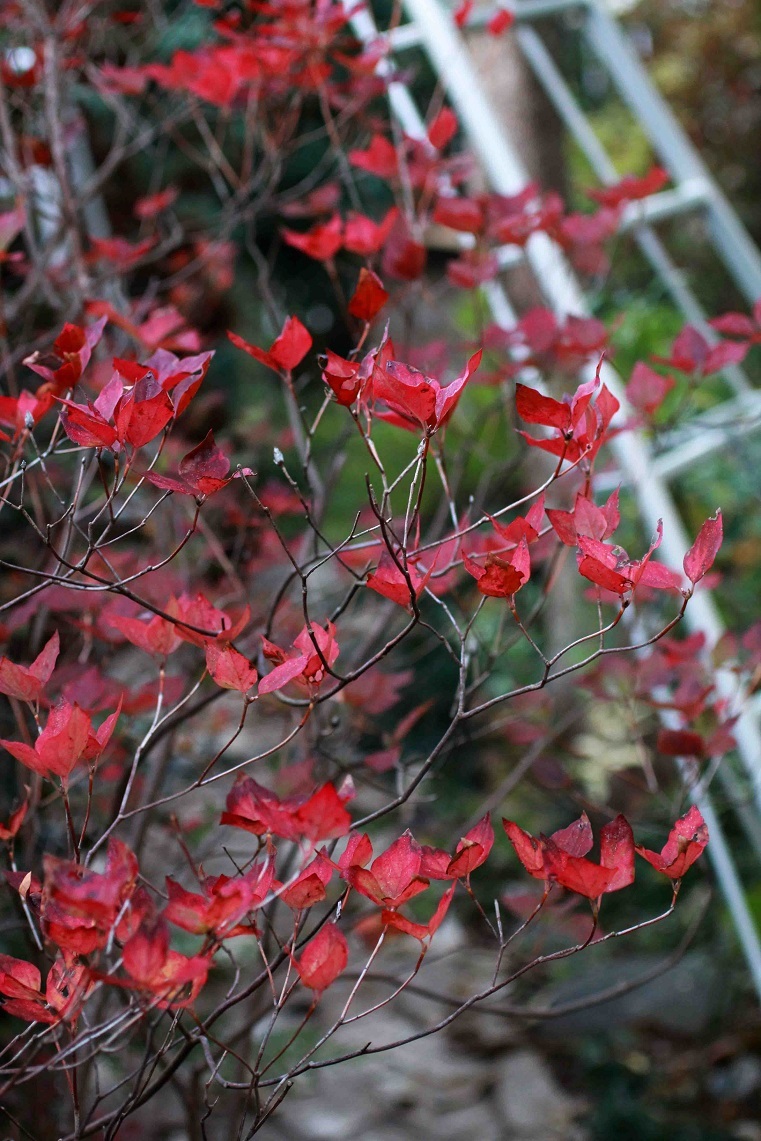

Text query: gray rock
(494, 1048), (587, 1140)
(707, 1054), (761, 1102)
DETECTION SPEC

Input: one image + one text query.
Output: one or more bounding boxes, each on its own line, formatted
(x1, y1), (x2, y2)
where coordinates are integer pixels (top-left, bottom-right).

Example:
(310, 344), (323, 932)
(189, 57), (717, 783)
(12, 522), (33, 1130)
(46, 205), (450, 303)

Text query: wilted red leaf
(635, 805), (709, 880)
(258, 622), (339, 694)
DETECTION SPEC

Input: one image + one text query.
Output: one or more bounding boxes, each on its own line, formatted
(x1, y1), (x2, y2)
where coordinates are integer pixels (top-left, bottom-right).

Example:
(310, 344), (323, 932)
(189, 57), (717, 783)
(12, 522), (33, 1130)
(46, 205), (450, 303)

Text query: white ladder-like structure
(347, 0), (761, 997)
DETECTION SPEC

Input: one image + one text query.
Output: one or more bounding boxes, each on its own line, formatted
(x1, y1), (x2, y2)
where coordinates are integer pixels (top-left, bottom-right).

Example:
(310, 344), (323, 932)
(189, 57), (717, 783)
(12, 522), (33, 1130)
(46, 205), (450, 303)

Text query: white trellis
(346, 0), (761, 997)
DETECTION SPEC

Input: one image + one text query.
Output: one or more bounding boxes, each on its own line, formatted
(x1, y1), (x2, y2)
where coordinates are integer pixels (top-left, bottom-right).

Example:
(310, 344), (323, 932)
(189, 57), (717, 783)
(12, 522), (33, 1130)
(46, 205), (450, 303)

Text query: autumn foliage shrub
(0, 1), (752, 1136)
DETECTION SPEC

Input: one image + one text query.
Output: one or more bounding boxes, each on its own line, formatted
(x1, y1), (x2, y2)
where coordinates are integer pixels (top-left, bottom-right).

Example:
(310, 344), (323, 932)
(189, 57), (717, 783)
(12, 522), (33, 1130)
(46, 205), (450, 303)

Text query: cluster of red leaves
(102, 2), (375, 107)
(624, 312), (754, 422)
(0, 953), (89, 1025)
(504, 805), (708, 900)
(463, 495), (545, 602)
(259, 622), (340, 694)
(515, 367), (619, 466)
(230, 321), (480, 437)
(0, 699), (120, 782)
(0, 320), (106, 441)
(57, 352), (211, 454)
(482, 309), (610, 379)
(2, 779), (709, 1023)
(0, 315), (217, 459)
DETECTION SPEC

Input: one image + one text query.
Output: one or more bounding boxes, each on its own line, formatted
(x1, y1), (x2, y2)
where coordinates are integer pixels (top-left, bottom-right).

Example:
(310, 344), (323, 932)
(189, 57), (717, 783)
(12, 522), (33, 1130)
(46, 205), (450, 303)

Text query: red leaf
(228, 316), (312, 375)
(447, 250), (499, 289)
(259, 622), (339, 694)
(44, 838), (138, 929)
(709, 312), (755, 338)
(257, 653), (310, 695)
(179, 431), (230, 491)
(703, 340), (749, 374)
(0, 954), (41, 999)
(587, 167), (669, 208)
(447, 814), (494, 878)
(121, 916), (209, 1006)
(269, 315), (313, 370)
(464, 543), (529, 599)
(502, 819), (545, 878)
(375, 360), (436, 429)
(381, 222), (426, 281)
(1, 701), (91, 780)
(428, 107), (458, 151)
(293, 782), (352, 842)
(24, 316), (106, 391)
(58, 400), (118, 449)
(577, 554), (629, 595)
(366, 550), (432, 609)
(165, 874), (262, 937)
(344, 831), (428, 908)
(515, 384), (570, 431)
(337, 832), (373, 872)
(343, 209), (397, 257)
(656, 728), (704, 757)
(123, 917), (169, 985)
(349, 134), (398, 180)
(487, 8), (514, 35)
(504, 813), (633, 899)
(382, 883), (456, 942)
(321, 350), (363, 406)
(683, 511), (722, 585)
(296, 923), (348, 992)
(626, 362), (675, 417)
(432, 196), (484, 234)
(546, 507), (578, 547)
(107, 611), (181, 658)
(599, 815), (635, 892)
(0, 631), (59, 702)
(280, 853), (333, 910)
(550, 813), (593, 858)
(221, 777), (350, 842)
(205, 643), (258, 693)
(281, 215), (343, 262)
(0, 794), (29, 841)
(348, 268), (389, 322)
(115, 376), (174, 448)
(134, 186), (178, 219)
(542, 842), (615, 899)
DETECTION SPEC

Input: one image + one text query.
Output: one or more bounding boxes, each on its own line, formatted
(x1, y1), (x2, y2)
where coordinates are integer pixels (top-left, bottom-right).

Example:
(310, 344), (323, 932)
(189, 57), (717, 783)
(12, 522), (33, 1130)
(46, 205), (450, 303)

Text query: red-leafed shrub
(0, 1), (747, 1136)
